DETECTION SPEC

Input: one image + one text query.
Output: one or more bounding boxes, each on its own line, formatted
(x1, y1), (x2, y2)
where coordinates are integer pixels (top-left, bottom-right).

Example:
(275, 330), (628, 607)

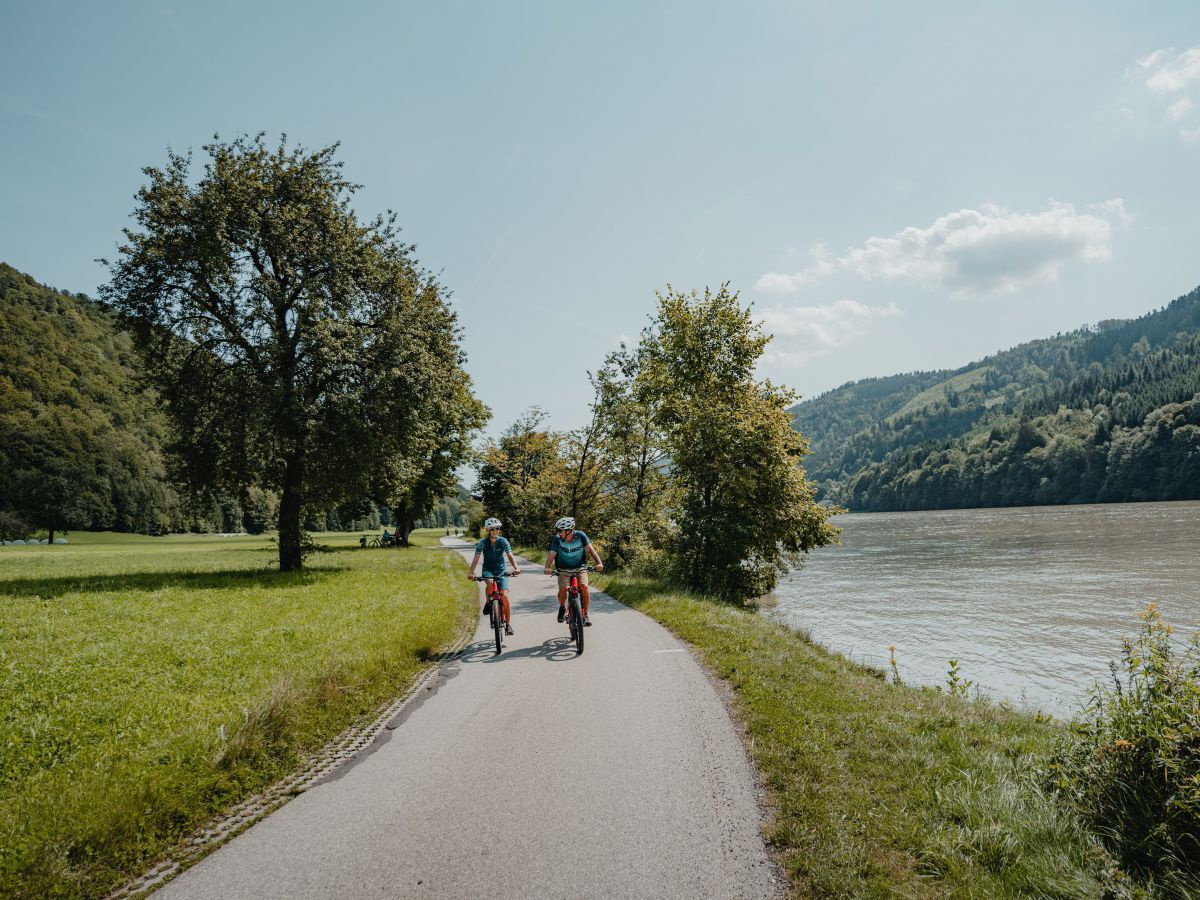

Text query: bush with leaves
(1044, 603), (1200, 889)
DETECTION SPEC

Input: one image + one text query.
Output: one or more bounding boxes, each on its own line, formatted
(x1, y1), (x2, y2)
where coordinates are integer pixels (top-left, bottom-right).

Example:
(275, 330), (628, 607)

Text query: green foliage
(794, 286), (1200, 511)
(1045, 604), (1200, 892)
(946, 659), (973, 698)
(0, 529), (476, 897)
(475, 408), (569, 546)
(0, 264), (188, 536)
(476, 285), (838, 600)
(0, 511), (31, 543)
(639, 284), (840, 600)
(101, 135), (486, 569)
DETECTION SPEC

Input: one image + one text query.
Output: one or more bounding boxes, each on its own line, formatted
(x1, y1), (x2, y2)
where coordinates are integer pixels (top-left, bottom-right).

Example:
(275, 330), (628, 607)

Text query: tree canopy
(102, 135), (486, 569)
(0, 264), (188, 540)
(475, 284), (839, 602)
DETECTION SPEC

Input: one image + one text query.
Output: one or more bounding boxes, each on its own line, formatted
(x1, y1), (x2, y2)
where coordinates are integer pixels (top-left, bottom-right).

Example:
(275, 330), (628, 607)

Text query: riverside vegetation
(0, 529), (476, 898)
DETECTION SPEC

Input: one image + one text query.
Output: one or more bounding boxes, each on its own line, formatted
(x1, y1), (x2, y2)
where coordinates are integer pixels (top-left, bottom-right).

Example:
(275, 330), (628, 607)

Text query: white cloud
(758, 299), (902, 366)
(1129, 45), (1200, 143)
(1137, 46), (1200, 94)
(1168, 97), (1196, 121)
(754, 243), (834, 293)
(755, 200), (1128, 298)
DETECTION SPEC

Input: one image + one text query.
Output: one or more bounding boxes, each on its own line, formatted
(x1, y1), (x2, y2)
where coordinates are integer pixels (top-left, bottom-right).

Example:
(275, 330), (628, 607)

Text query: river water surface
(772, 501), (1200, 715)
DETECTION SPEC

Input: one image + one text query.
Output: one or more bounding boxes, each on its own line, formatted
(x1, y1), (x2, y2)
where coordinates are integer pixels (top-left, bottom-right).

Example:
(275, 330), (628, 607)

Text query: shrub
(1044, 603), (1200, 889)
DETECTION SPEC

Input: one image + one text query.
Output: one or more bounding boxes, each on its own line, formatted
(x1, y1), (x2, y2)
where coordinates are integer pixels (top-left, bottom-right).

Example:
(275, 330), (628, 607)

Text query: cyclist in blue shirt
(467, 517), (520, 635)
(542, 516), (604, 626)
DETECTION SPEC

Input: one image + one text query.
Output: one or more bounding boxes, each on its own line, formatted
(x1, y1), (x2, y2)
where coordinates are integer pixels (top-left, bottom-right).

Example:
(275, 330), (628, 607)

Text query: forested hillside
(0, 263), (197, 536)
(792, 285), (1200, 511)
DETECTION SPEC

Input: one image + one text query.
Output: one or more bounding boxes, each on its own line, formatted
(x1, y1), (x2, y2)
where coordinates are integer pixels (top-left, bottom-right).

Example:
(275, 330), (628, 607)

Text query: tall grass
(1045, 603), (1200, 896)
(0, 529), (474, 898)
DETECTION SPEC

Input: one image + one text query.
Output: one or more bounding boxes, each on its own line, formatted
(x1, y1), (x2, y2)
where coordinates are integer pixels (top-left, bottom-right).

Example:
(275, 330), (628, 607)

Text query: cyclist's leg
(500, 589), (511, 623)
(482, 577), (496, 613)
(555, 571), (570, 609)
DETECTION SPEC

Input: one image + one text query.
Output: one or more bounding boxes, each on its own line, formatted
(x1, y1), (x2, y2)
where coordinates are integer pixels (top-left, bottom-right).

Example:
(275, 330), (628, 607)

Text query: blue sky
(3, 1), (1198, 436)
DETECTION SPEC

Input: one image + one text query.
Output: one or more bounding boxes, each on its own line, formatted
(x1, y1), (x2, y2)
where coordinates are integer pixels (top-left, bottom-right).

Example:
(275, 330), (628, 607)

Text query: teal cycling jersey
(475, 536), (511, 574)
(548, 530), (589, 569)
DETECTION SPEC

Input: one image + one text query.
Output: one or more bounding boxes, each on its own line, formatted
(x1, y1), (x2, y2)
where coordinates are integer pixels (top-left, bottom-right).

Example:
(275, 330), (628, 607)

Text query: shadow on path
(458, 637), (581, 664)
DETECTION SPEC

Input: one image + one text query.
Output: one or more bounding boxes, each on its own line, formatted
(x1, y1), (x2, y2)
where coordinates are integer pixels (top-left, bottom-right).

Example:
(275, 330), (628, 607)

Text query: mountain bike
(473, 574), (516, 655)
(555, 566), (594, 655)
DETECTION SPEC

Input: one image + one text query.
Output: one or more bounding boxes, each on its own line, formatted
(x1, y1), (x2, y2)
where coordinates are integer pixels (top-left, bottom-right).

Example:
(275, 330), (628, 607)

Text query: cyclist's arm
(586, 542), (605, 571)
(543, 549), (557, 574)
(505, 550), (520, 574)
(467, 551), (481, 577)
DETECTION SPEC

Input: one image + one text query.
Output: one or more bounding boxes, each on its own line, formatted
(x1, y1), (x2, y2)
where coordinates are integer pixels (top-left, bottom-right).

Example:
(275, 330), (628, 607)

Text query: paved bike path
(159, 538), (779, 899)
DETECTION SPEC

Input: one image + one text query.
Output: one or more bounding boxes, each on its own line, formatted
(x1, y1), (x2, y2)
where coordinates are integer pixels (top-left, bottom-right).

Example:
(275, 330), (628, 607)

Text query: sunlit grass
(598, 574), (1128, 898)
(0, 528), (474, 898)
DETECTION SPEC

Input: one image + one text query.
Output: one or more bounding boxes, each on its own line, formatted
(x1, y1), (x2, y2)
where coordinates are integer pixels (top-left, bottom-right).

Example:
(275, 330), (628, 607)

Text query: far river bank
(772, 499), (1200, 715)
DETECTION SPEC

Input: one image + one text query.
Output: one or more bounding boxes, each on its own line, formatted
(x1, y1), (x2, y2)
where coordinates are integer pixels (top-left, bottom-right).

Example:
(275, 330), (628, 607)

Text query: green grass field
(0, 528), (474, 898)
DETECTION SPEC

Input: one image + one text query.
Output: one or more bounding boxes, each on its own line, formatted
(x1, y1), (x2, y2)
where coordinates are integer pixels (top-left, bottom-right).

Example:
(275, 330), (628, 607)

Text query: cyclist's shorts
(555, 568), (588, 591)
(481, 571), (509, 590)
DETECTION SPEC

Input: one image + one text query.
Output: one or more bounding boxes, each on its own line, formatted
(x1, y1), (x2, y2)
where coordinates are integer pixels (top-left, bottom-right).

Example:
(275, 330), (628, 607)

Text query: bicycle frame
(555, 566), (592, 655)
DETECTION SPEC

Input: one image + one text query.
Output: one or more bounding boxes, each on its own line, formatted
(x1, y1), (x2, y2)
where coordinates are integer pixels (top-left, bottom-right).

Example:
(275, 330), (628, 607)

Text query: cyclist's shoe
(556, 606), (566, 623)
(482, 600), (492, 617)
(505, 624), (514, 636)
(584, 615), (592, 627)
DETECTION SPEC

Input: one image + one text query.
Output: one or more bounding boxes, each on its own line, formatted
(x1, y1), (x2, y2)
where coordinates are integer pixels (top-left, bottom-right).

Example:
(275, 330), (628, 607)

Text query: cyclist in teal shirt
(542, 516), (604, 626)
(467, 517), (520, 635)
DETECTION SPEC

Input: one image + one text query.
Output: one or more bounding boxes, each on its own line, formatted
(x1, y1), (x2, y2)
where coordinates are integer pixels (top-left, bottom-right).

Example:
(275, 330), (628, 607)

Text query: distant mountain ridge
(791, 286), (1200, 511)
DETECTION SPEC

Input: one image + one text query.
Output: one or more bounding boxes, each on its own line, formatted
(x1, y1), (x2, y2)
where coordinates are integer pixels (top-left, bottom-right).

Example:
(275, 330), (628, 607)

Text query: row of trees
(100, 136), (487, 570)
(476, 285), (840, 602)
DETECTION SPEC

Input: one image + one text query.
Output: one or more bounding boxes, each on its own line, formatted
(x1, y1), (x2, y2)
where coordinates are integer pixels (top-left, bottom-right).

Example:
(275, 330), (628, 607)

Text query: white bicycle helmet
(554, 516), (575, 531)
(483, 517), (502, 530)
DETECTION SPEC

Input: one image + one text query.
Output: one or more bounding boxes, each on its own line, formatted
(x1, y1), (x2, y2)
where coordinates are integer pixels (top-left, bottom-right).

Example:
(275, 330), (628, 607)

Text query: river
(771, 500), (1200, 715)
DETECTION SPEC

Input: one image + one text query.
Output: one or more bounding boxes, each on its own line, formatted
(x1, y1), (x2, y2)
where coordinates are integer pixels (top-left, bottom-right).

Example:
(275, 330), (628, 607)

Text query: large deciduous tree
(640, 284), (841, 600)
(103, 135), (486, 570)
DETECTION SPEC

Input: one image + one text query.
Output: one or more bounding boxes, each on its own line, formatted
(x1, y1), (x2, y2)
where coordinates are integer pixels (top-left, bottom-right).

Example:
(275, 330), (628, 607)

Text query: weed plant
(0, 529), (474, 898)
(1045, 603), (1200, 896)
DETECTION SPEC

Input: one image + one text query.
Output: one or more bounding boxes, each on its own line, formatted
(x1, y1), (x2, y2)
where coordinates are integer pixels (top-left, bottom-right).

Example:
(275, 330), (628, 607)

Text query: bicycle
(472, 573), (517, 655)
(555, 566), (594, 655)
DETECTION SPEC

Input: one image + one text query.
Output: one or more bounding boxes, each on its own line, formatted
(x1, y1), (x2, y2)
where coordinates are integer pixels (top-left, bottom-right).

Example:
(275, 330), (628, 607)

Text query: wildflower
(1112, 739), (1133, 750)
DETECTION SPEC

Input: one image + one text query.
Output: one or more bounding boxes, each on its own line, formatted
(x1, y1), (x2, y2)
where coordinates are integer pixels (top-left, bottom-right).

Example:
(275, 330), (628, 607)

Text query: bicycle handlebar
(550, 565), (596, 575)
(469, 573), (519, 581)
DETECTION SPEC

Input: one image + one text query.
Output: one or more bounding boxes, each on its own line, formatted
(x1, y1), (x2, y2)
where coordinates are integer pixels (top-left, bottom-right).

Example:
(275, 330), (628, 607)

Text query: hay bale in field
(54, 538), (68, 544)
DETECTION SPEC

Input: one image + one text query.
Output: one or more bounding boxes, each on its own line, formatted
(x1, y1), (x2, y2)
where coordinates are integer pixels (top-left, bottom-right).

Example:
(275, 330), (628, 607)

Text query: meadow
(0, 529), (474, 898)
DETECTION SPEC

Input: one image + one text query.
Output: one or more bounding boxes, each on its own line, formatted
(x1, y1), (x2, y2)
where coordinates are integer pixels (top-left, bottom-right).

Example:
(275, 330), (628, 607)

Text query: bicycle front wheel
(571, 595), (584, 654)
(491, 599), (503, 654)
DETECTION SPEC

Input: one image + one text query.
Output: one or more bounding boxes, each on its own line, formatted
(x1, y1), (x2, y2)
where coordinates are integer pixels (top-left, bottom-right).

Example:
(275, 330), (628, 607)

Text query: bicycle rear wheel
(571, 595), (584, 654)
(491, 596), (503, 654)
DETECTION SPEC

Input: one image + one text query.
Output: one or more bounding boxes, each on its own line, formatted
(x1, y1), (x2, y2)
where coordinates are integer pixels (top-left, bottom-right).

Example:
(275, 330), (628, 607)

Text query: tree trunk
(278, 453), (304, 571)
(397, 500), (410, 546)
(48, 527), (56, 544)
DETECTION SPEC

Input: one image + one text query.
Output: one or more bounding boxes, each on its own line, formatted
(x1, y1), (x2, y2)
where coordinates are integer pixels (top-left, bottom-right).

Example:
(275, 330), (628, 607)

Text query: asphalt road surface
(158, 537), (779, 899)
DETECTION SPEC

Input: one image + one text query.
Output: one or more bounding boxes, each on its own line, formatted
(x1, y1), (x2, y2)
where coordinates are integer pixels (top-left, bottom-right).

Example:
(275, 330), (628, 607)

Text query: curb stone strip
(105, 601), (478, 899)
